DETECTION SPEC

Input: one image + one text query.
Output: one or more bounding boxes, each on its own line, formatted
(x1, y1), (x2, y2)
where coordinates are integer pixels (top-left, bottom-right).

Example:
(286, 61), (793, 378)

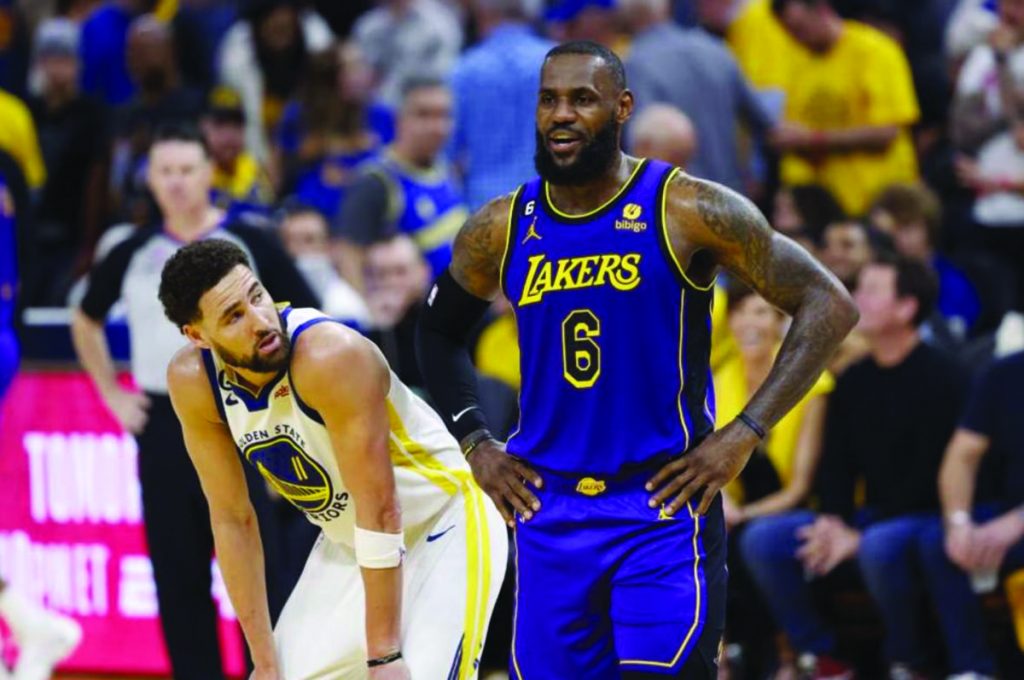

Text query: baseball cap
(206, 85), (245, 124)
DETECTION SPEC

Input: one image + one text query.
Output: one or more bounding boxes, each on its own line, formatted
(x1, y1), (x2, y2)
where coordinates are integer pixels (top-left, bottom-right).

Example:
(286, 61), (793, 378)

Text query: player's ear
(617, 89), (634, 125)
(182, 324), (211, 350)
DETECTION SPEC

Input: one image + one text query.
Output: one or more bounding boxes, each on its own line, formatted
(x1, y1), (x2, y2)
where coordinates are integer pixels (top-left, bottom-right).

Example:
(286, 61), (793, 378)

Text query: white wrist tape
(354, 527), (406, 569)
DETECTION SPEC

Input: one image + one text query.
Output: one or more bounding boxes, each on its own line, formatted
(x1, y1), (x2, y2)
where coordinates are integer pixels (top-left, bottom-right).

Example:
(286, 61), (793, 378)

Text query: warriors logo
(243, 435), (333, 512)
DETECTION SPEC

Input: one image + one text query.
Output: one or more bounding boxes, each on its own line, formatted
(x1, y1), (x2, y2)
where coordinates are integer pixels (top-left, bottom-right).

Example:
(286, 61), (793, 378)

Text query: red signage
(0, 371), (245, 674)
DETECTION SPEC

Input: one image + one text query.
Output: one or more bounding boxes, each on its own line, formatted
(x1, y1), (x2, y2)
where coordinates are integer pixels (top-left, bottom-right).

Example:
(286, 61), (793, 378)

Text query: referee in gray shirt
(71, 124), (318, 678)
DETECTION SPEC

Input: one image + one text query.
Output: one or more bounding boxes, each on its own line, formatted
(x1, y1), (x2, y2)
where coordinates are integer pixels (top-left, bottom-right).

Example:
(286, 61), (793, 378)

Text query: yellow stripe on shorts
(386, 401), (493, 679)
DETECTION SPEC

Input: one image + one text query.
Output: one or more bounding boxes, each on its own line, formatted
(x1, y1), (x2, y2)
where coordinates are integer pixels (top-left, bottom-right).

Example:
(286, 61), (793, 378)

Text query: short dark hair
(545, 40), (626, 92)
(786, 184), (845, 242)
(771, 0), (829, 14)
(871, 250), (938, 327)
(159, 239), (251, 328)
(150, 120), (210, 157)
(870, 183), (942, 249)
(400, 74), (448, 103)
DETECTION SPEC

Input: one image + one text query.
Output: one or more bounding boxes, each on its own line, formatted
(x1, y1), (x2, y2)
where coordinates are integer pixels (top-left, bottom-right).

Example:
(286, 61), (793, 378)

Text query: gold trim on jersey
(676, 289), (692, 452)
(543, 159), (646, 220)
(618, 502), (704, 668)
(660, 168), (715, 292)
(385, 401), (493, 679)
(511, 526), (525, 680)
(499, 186), (523, 300)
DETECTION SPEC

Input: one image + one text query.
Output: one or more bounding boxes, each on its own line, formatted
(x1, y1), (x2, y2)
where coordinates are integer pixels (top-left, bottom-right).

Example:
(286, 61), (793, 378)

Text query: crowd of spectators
(3, 0), (1024, 678)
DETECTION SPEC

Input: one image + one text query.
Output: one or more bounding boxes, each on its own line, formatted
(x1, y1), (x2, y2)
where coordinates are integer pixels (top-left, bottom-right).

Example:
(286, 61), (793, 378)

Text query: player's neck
(225, 363), (280, 392)
(547, 153), (634, 215)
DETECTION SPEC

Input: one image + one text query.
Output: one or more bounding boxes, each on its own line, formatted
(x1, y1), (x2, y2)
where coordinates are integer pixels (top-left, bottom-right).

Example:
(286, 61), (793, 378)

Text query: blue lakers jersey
(372, 152), (468, 278)
(502, 159), (716, 474)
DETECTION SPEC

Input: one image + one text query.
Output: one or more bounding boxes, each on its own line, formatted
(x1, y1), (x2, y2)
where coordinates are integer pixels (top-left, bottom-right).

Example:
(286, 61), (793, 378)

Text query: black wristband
(461, 428), (494, 458)
(736, 412), (767, 440)
(367, 650), (403, 668)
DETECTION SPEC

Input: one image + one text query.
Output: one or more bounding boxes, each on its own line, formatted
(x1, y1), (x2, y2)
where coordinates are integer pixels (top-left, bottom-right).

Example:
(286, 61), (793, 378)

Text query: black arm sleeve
(333, 172), (391, 244)
(229, 223), (320, 309)
(415, 268), (494, 442)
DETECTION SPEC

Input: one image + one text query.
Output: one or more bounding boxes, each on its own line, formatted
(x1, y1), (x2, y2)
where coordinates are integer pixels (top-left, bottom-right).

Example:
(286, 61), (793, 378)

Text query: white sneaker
(12, 610), (81, 680)
(947, 674), (995, 680)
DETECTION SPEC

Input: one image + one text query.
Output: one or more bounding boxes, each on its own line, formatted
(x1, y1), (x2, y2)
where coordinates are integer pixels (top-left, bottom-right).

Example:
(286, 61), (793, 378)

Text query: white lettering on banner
(0, 534), (237, 623)
(211, 560), (237, 620)
(118, 555), (158, 618)
(0, 531), (109, 616)
(23, 432), (142, 525)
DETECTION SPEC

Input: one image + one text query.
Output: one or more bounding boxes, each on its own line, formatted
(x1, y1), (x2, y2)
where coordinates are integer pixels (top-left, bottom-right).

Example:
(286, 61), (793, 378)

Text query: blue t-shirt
(933, 255), (980, 336)
(80, 2), (136, 106)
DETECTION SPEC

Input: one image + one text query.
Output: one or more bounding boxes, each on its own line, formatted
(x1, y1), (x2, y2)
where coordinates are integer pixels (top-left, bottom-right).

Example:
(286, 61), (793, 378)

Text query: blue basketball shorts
(509, 463), (727, 679)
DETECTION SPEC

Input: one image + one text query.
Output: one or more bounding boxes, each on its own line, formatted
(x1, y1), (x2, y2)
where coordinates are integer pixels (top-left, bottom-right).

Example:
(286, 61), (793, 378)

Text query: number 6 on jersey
(562, 309), (601, 388)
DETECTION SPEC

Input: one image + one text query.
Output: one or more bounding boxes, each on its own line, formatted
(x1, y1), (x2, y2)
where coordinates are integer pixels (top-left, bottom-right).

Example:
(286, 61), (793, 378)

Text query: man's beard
(534, 118), (620, 186)
(214, 315), (292, 373)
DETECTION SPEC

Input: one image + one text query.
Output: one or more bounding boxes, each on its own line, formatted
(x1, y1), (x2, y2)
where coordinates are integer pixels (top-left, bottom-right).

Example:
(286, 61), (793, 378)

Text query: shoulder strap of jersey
(499, 183), (529, 300)
(284, 306), (334, 344)
(200, 349), (229, 423)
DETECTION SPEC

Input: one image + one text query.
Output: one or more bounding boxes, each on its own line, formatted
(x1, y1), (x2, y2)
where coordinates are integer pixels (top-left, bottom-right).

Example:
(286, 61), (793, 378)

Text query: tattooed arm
(647, 172), (858, 515)
(448, 193), (515, 299)
(416, 192), (544, 527)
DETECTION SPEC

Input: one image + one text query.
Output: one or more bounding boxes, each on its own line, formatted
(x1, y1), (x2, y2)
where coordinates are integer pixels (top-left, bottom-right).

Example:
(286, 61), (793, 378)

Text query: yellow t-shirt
(714, 350), (834, 503)
(710, 284), (738, 373)
(211, 153), (271, 205)
(779, 21), (920, 216)
(726, 0), (808, 91)
(475, 313), (520, 391)
(0, 90), (45, 190)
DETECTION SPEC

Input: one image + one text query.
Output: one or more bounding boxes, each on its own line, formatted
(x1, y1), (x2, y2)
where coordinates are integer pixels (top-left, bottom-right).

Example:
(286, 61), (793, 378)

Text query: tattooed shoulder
(666, 172), (773, 288)
(450, 191), (516, 299)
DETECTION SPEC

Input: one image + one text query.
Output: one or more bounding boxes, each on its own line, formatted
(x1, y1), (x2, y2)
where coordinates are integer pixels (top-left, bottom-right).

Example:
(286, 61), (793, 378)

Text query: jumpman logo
(522, 216), (542, 244)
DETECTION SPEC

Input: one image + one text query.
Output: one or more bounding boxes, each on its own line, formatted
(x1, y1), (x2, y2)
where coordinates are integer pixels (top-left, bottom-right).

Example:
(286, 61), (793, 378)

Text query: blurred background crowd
(2, 0), (1024, 678)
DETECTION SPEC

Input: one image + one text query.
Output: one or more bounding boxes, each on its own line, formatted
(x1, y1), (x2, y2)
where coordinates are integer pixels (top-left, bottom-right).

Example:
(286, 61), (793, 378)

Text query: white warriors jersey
(201, 306), (474, 546)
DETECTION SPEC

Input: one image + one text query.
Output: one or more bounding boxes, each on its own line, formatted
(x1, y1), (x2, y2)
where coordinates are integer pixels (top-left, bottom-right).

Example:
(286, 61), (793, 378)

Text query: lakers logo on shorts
(576, 477), (606, 496)
(243, 435), (333, 512)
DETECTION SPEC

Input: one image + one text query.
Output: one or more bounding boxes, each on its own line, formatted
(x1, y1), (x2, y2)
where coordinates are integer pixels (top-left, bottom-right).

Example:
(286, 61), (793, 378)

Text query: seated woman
(718, 280), (833, 525)
(272, 41), (392, 220)
(713, 279), (834, 679)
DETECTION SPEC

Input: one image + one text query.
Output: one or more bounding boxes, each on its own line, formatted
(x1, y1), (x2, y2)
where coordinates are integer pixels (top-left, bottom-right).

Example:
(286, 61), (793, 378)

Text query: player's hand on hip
(646, 421), (759, 516)
(369, 657), (412, 679)
(104, 387), (151, 434)
(468, 439), (543, 528)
